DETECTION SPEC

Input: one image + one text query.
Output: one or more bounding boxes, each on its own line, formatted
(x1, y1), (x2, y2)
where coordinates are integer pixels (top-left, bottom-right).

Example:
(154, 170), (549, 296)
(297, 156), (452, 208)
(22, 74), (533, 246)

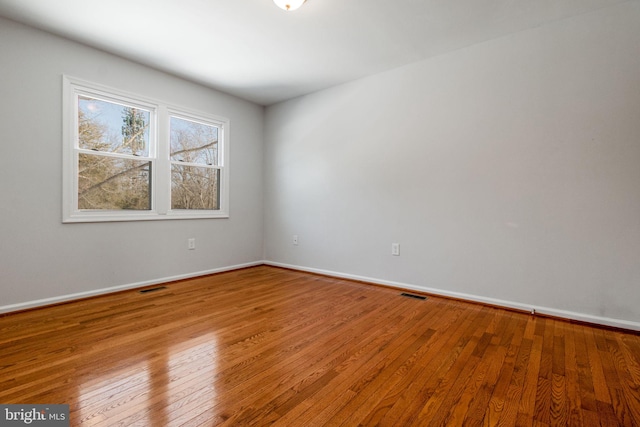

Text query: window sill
(62, 210), (229, 223)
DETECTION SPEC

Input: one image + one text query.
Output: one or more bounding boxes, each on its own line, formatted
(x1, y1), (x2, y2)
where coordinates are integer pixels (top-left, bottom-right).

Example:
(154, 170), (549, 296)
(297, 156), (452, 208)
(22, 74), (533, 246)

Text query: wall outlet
(293, 235), (298, 245)
(391, 243), (400, 256)
(188, 238), (196, 250)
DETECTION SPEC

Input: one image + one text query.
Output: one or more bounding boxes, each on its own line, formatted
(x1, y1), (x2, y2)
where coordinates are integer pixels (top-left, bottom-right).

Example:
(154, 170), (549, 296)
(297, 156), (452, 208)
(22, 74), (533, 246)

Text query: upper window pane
(78, 96), (151, 157)
(170, 116), (219, 166)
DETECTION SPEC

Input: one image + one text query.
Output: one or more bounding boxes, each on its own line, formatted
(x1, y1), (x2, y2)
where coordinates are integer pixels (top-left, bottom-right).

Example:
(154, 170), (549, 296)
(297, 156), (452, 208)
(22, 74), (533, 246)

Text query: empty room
(1, 0), (639, 426)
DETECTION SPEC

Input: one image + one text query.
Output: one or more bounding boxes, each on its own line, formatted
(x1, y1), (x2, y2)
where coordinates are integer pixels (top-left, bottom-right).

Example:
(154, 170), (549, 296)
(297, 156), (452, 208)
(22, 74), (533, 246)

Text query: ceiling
(0, 0), (627, 105)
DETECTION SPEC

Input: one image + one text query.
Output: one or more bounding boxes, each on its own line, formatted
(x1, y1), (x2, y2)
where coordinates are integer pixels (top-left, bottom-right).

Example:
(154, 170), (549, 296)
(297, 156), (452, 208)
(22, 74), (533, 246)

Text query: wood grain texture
(1, 266), (639, 426)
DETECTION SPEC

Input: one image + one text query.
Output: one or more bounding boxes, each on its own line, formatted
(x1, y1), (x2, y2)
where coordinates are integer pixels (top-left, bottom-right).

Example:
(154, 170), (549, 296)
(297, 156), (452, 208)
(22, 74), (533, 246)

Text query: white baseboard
(264, 261), (640, 332)
(0, 261), (263, 315)
(4, 260), (638, 332)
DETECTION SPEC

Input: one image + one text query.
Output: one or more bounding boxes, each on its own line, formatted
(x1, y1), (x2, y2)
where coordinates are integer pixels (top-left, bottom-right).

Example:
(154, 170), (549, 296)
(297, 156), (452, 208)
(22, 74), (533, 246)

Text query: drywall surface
(264, 2), (640, 326)
(0, 18), (264, 309)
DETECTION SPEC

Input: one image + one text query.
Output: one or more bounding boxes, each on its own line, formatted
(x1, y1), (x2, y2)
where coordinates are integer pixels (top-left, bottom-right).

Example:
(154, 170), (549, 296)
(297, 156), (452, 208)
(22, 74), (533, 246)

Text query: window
(63, 76), (229, 222)
(169, 115), (220, 210)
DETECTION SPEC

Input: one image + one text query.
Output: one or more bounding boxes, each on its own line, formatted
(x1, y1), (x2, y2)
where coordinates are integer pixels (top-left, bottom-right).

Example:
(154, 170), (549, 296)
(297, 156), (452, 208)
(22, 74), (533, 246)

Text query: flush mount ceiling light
(273, 0), (306, 11)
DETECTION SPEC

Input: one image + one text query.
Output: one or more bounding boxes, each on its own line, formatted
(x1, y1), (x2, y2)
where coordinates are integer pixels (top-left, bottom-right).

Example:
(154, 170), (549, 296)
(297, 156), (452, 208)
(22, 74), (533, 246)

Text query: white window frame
(62, 76), (229, 222)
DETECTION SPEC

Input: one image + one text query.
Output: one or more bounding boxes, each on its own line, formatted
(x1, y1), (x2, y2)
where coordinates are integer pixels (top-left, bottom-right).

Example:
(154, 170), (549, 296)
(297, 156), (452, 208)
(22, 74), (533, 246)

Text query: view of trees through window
(170, 116), (220, 210)
(78, 97), (151, 210)
(77, 97), (221, 212)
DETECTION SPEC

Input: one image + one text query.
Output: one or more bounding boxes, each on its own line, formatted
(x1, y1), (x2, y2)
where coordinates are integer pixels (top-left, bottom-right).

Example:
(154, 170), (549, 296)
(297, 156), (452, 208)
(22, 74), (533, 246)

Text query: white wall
(0, 18), (264, 310)
(264, 2), (640, 328)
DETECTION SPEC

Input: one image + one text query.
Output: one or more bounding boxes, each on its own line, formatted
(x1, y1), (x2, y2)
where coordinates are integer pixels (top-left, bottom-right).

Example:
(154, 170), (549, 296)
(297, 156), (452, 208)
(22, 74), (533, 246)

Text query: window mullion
(155, 106), (170, 215)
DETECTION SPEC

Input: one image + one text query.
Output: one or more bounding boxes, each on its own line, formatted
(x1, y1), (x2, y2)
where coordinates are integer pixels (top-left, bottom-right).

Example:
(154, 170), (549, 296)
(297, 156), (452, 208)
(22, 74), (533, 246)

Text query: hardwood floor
(1, 266), (639, 426)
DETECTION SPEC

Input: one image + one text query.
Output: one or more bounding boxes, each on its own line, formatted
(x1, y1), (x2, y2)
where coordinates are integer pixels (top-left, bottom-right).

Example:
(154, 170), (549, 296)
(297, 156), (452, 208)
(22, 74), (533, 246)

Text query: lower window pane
(171, 165), (220, 210)
(78, 153), (151, 210)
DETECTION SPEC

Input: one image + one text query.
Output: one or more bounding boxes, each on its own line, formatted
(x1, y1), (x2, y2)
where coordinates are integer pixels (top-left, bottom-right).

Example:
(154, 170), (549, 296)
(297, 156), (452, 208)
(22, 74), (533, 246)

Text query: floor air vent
(400, 292), (427, 300)
(139, 286), (167, 294)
